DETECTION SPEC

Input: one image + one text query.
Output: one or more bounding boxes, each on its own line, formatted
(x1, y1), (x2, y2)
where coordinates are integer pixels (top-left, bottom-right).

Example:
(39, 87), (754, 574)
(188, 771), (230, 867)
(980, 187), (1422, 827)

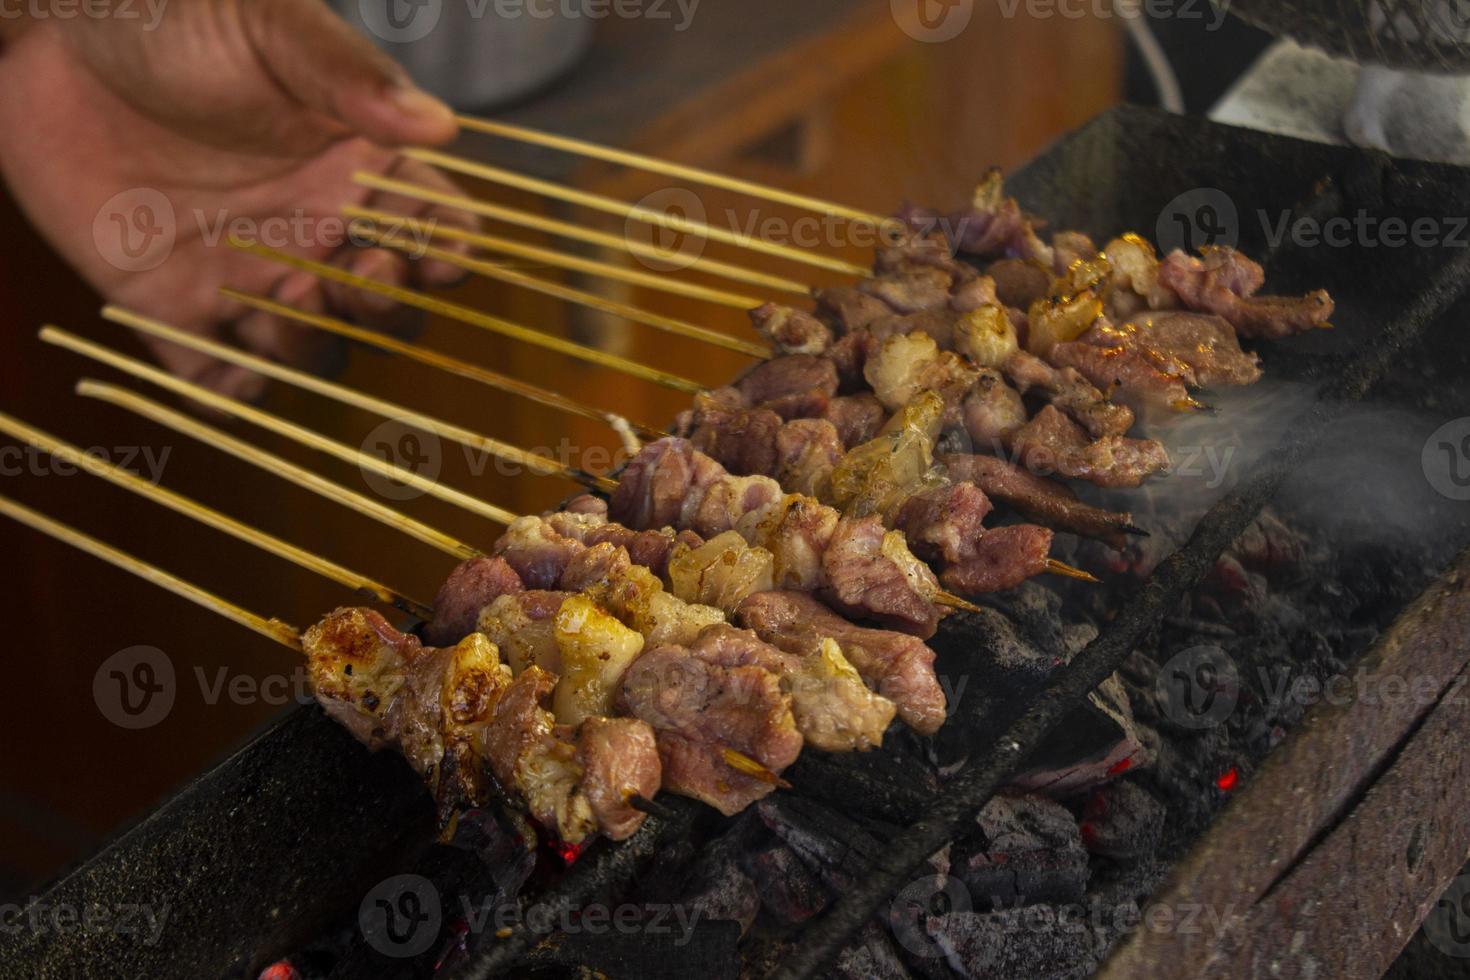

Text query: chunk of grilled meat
(737, 590), (946, 736)
(750, 302), (833, 356)
(1094, 312), (1263, 388)
(611, 438), (945, 637)
(1002, 350), (1135, 439)
(621, 640), (802, 816)
(939, 452), (1137, 551)
(304, 609), (658, 842)
(735, 354), (840, 419)
(1156, 247), (1333, 338)
(478, 590), (568, 676)
(939, 524), (1055, 595)
(425, 556), (525, 647)
(1010, 405), (1170, 489)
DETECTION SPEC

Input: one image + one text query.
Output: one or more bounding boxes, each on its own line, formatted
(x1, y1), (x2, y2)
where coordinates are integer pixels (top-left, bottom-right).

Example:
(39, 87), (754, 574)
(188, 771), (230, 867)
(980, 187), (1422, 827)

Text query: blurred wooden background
(0, 1), (1122, 894)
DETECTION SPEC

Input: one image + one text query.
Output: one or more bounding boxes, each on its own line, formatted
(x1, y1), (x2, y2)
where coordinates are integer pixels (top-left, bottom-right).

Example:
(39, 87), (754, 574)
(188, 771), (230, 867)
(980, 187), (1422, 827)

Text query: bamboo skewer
(98, 305), (621, 494)
(229, 239), (706, 395)
(0, 493), (302, 650)
(1044, 558), (1102, 584)
(454, 114), (897, 229)
(345, 201), (769, 310)
(41, 328), (519, 526)
(218, 288), (664, 442)
(350, 222), (772, 358)
(353, 172), (813, 299)
(398, 150), (873, 278)
(78, 381), (482, 563)
(0, 411), (434, 620)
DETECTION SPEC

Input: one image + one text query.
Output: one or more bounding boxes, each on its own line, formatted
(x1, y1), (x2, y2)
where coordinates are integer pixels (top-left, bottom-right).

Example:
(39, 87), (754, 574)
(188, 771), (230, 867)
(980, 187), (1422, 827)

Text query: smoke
(1086, 379), (1465, 569)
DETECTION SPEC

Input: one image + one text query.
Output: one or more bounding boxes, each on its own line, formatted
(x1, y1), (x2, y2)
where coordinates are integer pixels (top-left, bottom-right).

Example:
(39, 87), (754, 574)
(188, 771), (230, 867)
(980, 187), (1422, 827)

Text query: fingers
(141, 335), (269, 404)
(243, 0), (457, 148)
(229, 271), (348, 378)
(372, 156), (484, 287)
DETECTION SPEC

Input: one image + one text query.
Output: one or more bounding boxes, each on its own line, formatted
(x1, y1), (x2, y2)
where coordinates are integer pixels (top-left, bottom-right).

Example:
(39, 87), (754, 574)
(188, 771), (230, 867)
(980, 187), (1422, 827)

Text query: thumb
(243, 0), (457, 147)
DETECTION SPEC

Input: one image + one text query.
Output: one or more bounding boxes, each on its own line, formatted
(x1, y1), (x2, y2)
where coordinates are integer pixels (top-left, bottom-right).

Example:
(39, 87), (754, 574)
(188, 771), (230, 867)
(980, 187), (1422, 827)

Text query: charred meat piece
(1091, 311), (1263, 388)
(940, 452), (1138, 550)
(894, 483), (995, 565)
(426, 556), (525, 646)
(688, 394), (785, 477)
(1157, 247), (1333, 338)
(1049, 336), (1192, 413)
(864, 331), (979, 420)
(1003, 350), (1135, 439)
(821, 514), (942, 638)
(873, 232), (976, 281)
(486, 666), (595, 843)
(610, 438), (720, 531)
(559, 542), (724, 649)
(866, 308), (965, 349)
(822, 393), (888, 449)
(858, 267), (954, 314)
(962, 369), (1029, 449)
(735, 354), (840, 420)
(690, 624), (895, 753)
(987, 257), (1052, 311)
(738, 590), (946, 735)
(940, 524), (1054, 595)
(776, 418), (844, 497)
(1010, 405), (1169, 489)
(740, 494), (839, 593)
(815, 285), (893, 335)
(621, 642), (802, 816)
(826, 330), (879, 392)
(576, 717), (662, 841)
(749, 302), (833, 356)
(478, 590), (569, 675)
(493, 515), (585, 589)
(950, 274), (1000, 313)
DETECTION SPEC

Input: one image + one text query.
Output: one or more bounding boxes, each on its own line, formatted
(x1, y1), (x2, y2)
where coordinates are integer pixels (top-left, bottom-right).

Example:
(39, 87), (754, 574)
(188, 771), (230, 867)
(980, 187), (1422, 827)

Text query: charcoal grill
(5, 104), (1470, 980)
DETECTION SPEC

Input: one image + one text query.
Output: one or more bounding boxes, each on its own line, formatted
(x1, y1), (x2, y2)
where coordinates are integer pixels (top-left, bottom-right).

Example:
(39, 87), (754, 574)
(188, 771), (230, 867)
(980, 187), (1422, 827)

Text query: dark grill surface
(6, 106), (1470, 980)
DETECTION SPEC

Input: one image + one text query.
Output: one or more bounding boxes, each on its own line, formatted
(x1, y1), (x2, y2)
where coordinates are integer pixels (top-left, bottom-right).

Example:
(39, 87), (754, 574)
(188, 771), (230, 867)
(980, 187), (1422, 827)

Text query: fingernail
(388, 83), (455, 128)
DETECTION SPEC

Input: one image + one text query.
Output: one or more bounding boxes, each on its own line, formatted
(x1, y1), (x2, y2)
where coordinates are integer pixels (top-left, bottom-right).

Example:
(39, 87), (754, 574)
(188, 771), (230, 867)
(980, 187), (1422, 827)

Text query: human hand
(0, 0), (479, 397)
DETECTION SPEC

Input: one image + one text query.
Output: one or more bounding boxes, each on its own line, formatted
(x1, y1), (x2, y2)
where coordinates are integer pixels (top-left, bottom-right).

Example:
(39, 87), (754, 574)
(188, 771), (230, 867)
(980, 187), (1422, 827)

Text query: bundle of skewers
(1, 116), (1335, 855)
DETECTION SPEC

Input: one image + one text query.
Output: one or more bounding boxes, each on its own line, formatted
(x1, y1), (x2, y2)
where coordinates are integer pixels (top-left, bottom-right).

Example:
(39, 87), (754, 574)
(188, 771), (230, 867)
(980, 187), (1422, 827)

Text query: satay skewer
(453, 114), (897, 230)
(0, 493), (303, 649)
(229, 239), (707, 395)
(218, 288), (665, 442)
(43, 329), (518, 526)
(344, 202), (767, 310)
(352, 172), (812, 299)
(349, 221), (772, 358)
(77, 381), (482, 562)
(0, 412), (434, 619)
(97, 305), (621, 494)
(396, 151), (873, 278)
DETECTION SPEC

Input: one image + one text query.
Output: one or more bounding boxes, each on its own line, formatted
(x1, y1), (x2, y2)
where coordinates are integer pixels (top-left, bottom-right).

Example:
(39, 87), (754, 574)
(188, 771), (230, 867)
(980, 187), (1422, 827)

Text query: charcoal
(977, 581), (1070, 662)
(683, 859), (761, 935)
(756, 796), (887, 890)
(745, 844), (828, 923)
(1079, 781), (1165, 860)
(786, 747), (937, 825)
(831, 921), (915, 980)
(517, 917), (741, 980)
(951, 793), (1089, 909)
(927, 906), (1101, 979)
(1010, 674), (1150, 798)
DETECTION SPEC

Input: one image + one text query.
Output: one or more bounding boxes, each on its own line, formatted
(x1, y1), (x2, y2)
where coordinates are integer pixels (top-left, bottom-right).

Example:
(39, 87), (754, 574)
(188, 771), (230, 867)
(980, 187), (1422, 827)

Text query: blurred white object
(1213, 39), (1470, 164)
(333, 0), (594, 109)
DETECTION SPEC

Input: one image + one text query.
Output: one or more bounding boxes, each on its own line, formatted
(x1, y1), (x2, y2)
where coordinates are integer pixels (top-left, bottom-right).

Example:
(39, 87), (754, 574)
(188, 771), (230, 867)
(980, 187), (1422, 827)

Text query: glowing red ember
(1214, 767), (1240, 792)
